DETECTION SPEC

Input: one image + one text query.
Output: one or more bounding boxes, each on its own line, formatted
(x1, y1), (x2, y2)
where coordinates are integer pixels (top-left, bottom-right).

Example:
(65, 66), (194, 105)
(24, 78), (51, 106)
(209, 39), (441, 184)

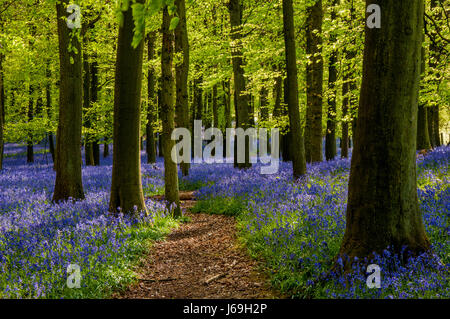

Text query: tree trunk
(325, 0), (339, 161)
(228, 0), (251, 169)
(27, 85), (34, 163)
(272, 71), (283, 159)
(109, 1), (146, 215)
(103, 142), (109, 157)
(222, 80), (231, 157)
(83, 47), (94, 166)
(417, 32), (431, 150)
(282, 0), (306, 178)
(146, 32), (157, 164)
(53, 0), (85, 202)
(339, 0), (430, 259)
(91, 59), (100, 166)
(428, 0), (441, 147)
(161, 6), (181, 217)
(175, 0), (190, 176)
(305, 0), (323, 163)
(45, 62), (55, 164)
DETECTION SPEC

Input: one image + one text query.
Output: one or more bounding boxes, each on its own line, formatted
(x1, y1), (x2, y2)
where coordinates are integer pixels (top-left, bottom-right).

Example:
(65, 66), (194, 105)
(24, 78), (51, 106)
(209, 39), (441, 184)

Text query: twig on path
(204, 273), (226, 285)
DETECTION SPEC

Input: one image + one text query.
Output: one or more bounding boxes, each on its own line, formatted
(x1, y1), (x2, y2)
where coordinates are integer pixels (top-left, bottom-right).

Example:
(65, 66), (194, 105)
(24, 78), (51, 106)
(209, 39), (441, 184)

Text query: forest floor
(116, 191), (279, 299)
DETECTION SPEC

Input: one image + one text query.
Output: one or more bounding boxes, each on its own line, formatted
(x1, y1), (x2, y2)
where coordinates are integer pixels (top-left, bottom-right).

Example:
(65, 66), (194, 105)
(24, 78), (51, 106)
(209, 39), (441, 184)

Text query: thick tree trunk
(175, 0), (190, 176)
(146, 32), (157, 164)
(161, 6), (181, 217)
(282, 0), (306, 178)
(305, 0), (323, 163)
(109, 1), (146, 215)
(228, 0), (251, 169)
(339, 0), (430, 259)
(325, 0), (339, 161)
(53, 0), (85, 202)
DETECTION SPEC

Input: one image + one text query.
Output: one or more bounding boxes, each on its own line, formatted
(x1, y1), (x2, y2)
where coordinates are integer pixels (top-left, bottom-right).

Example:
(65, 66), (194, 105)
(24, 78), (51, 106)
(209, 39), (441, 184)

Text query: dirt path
(117, 191), (278, 299)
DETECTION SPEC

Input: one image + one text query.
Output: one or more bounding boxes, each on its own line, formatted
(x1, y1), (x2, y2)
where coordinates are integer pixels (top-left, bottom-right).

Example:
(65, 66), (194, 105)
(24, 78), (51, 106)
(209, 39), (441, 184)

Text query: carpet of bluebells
(0, 142), (448, 299)
(187, 146), (450, 299)
(0, 143), (177, 298)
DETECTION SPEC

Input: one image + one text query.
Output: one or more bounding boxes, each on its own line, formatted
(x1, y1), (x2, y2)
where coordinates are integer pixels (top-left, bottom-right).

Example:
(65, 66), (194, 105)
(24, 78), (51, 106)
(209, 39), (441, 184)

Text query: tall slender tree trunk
(305, 0), (323, 163)
(175, 0), (190, 176)
(428, 0), (441, 147)
(45, 61), (55, 164)
(281, 77), (292, 162)
(161, 6), (181, 217)
(109, 1), (146, 214)
(325, 0), (339, 161)
(272, 71), (283, 159)
(91, 59), (100, 165)
(83, 46), (94, 166)
(146, 32), (157, 164)
(222, 80), (231, 157)
(53, 0), (85, 202)
(228, 0), (251, 169)
(27, 85), (34, 163)
(103, 142), (109, 157)
(339, 0), (430, 259)
(417, 30), (431, 150)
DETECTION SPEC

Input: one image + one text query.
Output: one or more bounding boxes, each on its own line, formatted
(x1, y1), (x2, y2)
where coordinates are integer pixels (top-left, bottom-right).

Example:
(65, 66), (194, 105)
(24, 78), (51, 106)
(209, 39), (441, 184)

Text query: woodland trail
(117, 191), (279, 299)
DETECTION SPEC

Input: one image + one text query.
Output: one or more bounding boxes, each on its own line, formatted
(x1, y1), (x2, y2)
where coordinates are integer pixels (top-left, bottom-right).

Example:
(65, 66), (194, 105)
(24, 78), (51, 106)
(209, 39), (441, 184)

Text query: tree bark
(228, 0), (251, 169)
(305, 0), (323, 163)
(282, 0), (306, 178)
(175, 0), (190, 176)
(339, 0), (430, 259)
(161, 6), (181, 217)
(109, 1), (146, 215)
(325, 0), (339, 161)
(417, 31), (431, 150)
(146, 32), (157, 164)
(91, 59), (100, 165)
(45, 61), (55, 165)
(53, 0), (85, 202)
(83, 45), (94, 166)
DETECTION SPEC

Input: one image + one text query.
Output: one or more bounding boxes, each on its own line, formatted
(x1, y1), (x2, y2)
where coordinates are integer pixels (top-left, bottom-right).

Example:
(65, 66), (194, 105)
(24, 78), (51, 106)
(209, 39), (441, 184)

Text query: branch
(424, 12), (450, 44)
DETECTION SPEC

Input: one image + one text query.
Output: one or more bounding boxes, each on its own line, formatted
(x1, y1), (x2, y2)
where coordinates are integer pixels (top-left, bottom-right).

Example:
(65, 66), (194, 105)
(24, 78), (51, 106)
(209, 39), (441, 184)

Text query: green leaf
(169, 17), (180, 31)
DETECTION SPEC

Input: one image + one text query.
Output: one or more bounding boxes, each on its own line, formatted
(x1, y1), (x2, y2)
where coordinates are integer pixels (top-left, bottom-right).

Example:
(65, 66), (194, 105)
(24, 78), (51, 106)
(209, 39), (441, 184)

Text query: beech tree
(161, 5), (181, 217)
(339, 0), (431, 259)
(109, 0), (146, 214)
(228, 0), (251, 169)
(174, 0), (190, 176)
(305, 0), (324, 163)
(53, 0), (85, 202)
(282, 0), (306, 178)
(146, 32), (157, 164)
